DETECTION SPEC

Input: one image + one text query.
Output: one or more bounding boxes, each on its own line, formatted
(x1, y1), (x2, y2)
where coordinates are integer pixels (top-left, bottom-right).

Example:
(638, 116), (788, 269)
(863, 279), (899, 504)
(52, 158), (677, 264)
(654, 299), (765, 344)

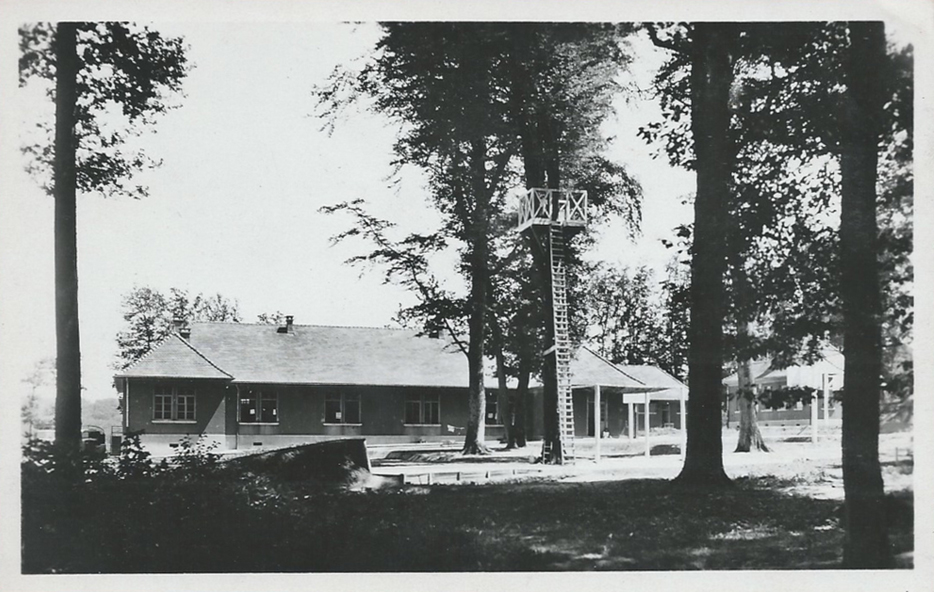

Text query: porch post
(628, 400), (634, 439)
(644, 390), (651, 457)
(822, 373), (830, 431)
(811, 386), (819, 444)
(594, 384), (602, 463)
(679, 386), (687, 459)
(233, 384), (242, 450)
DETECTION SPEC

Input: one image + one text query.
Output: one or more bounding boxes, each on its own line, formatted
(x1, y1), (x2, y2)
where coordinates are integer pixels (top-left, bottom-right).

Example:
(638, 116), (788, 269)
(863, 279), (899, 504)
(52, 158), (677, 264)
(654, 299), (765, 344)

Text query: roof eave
(229, 379), (504, 390)
(114, 374), (234, 381)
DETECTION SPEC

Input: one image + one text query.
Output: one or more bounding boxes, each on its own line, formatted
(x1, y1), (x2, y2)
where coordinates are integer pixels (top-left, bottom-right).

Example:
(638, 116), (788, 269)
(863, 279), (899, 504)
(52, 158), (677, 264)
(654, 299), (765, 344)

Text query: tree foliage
(645, 19), (908, 563)
(757, 386), (820, 411)
(21, 358), (57, 435)
(643, 22), (913, 466)
(256, 311), (289, 325)
(20, 22), (188, 456)
(116, 286), (241, 368)
(317, 23), (641, 455)
(20, 22), (189, 199)
(642, 22), (912, 373)
(321, 200), (470, 353)
(319, 23), (522, 454)
(582, 261), (689, 381)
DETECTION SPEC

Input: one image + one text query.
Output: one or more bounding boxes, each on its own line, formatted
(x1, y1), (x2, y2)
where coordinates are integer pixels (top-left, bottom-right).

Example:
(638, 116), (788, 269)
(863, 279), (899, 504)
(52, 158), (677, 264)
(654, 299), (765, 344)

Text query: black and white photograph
(0, 0), (930, 589)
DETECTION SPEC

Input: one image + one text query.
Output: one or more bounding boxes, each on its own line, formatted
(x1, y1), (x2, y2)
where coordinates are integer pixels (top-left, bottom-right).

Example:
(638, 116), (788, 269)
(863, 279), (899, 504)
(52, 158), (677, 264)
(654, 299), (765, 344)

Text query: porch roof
(616, 364), (688, 402)
(567, 347), (654, 392)
(722, 359), (774, 388)
(528, 347), (685, 398)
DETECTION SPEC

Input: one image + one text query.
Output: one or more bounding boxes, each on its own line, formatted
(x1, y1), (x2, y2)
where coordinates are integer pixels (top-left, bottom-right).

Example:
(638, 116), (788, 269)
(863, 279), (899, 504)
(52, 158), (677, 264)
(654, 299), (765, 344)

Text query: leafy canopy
(19, 22), (189, 199)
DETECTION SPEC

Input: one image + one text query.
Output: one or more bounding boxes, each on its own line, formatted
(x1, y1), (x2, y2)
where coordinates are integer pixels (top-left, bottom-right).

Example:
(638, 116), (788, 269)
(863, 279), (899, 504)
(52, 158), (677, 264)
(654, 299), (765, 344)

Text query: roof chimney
(278, 315), (294, 334)
(179, 326), (191, 340)
(173, 318), (185, 330)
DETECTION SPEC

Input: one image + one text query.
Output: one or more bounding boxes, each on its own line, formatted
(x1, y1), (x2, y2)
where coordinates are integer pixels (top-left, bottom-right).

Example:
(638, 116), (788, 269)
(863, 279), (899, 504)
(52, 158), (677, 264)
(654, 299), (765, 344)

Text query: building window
(239, 389), (278, 423)
(660, 402), (672, 426)
(486, 391), (502, 425)
(153, 385), (196, 421)
(405, 393), (440, 425)
(325, 393), (361, 424)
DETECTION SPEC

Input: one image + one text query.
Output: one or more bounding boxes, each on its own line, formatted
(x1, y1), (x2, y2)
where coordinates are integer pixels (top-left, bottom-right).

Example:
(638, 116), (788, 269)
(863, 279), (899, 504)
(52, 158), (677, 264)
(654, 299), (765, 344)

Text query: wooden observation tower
(517, 187), (588, 464)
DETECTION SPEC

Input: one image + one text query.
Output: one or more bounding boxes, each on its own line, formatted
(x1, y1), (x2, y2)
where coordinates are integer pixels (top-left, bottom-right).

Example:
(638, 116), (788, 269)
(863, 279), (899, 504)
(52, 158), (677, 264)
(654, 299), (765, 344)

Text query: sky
(6, 6), (923, 408)
(2, 23), (696, 404)
(1, 13), (923, 408)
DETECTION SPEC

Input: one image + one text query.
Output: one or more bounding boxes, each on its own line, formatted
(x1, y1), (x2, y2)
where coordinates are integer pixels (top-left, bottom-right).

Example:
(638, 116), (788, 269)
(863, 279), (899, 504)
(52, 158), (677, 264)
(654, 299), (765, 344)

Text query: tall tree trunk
(522, 227), (562, 461)
(509, 24), (545, 190)
(540, 99), (567, 463)
(511, 359), (530, 448)
(509, 31), (563, 460)
(674, 22), (734, 486)
(838, 21), (893, 568)
(462, 138), (491, 455)
(53, 22), (82, 457)
(731, 262), (768, 452)
(734, 350), (769, 452)
(540, 331), (561, 459)
(536, 230), (563, 463)
(490, 316), (513, 446)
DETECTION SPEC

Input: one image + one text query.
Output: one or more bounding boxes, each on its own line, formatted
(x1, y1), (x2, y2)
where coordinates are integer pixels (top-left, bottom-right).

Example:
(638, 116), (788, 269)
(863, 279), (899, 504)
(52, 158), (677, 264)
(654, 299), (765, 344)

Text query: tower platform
(517, 188), (588, 232)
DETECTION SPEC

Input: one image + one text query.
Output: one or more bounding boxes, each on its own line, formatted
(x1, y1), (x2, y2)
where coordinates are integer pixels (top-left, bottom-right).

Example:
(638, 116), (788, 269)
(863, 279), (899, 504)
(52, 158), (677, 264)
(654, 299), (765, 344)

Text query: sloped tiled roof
(557, 347), (689, 402)
(531, 346), (685, 396)
(118, 323), (494, 389)
(722, 359), (773, 387)
(755, 367), (789, 384)
(117, 333), (233, 379)
(568, 347), (650, 391)
(614, 362), (687, 401)
(722, 348), (845, 387)
(616, 363), (686, 390)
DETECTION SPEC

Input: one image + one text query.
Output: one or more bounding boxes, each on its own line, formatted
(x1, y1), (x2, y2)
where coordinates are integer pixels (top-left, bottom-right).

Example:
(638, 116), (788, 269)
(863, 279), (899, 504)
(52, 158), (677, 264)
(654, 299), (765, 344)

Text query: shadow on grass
(22, 469), (912, 573)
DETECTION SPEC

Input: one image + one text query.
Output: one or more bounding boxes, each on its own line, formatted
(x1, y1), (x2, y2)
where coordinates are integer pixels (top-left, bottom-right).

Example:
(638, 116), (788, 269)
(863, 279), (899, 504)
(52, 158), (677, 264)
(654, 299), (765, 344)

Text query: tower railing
(517, 188), (588, 232)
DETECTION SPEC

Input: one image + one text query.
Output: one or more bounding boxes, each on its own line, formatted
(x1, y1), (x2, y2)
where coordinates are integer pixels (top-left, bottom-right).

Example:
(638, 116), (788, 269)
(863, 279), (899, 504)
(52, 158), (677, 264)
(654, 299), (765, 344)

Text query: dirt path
(371, 431), (913, 498)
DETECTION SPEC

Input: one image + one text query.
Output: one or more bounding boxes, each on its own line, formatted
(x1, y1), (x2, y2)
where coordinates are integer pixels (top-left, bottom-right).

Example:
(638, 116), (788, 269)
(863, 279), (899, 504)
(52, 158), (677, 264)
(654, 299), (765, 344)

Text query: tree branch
(645, 23), (690, 55)
(322, 200), (470, 357)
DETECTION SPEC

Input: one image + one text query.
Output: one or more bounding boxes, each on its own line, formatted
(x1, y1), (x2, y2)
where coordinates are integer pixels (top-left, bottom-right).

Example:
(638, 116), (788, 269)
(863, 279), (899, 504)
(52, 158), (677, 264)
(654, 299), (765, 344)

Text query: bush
(21, 438), (111, 483)
(114, 431), (166, 480)
(172, 435), (221, 478)
(23, 431), (230, 487)
(21, 438), (58, 476)
(758, 386), (818, 411)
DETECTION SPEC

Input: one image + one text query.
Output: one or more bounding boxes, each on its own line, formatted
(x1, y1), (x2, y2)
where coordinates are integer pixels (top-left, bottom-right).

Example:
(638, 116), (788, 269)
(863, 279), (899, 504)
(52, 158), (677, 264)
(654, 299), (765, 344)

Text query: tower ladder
(544, 224), (575, 463)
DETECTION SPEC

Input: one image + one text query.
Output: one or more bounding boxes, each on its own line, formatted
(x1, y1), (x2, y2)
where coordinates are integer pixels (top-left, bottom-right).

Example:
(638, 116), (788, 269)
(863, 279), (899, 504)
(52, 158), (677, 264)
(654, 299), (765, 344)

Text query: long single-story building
(114, 319), (690, 456)
(114, 318), (509, 456)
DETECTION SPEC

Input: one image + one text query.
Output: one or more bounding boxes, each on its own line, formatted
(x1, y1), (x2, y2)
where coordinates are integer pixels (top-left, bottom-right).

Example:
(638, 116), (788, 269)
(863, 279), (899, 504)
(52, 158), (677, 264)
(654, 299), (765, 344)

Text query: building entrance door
(587, 394), (608, 437)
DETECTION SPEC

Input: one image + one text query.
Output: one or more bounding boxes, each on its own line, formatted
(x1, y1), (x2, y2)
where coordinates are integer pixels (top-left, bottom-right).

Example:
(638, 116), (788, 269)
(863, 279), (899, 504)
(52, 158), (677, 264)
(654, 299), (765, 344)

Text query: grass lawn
(21, 455), (913, 572)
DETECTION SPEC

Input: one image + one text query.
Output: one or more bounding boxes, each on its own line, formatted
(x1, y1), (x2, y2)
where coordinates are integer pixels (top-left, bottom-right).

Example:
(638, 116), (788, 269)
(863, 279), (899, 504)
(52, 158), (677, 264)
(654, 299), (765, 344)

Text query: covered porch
(569, 348), (688, 461)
